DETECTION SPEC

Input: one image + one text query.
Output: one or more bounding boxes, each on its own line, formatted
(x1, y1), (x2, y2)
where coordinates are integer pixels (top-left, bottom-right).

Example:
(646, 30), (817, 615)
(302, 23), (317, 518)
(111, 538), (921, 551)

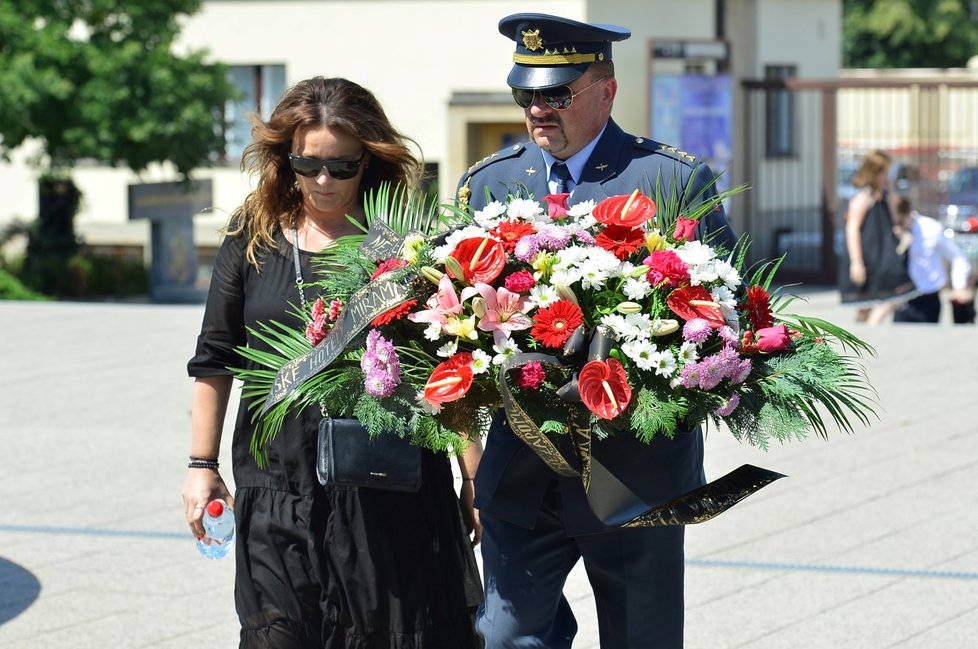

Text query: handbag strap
(291, 224), (328, 419)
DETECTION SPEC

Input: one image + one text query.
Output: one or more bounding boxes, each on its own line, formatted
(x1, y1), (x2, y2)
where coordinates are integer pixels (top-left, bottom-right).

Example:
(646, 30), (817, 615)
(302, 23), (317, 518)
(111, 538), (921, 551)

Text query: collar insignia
(526, 167), (537, 175)
(595, 163), (608, 171)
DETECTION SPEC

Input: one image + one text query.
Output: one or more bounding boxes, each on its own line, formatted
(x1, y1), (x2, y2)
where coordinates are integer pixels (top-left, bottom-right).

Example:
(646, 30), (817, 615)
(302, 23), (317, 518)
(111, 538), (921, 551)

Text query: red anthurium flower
(544, 193), (571, 220)
(740, 285), (774, 330)
(592, 190), (656, 228)
(448, 237), (507, 284)
(423, 353), (474, 404)
(579, 358), (632, 419)
(672, 217), (699, 242)
(594, 224), (645, 260)
(755, 325), (792, 353)
(666, 286), (725, 329)
(490, 219), (536, 252)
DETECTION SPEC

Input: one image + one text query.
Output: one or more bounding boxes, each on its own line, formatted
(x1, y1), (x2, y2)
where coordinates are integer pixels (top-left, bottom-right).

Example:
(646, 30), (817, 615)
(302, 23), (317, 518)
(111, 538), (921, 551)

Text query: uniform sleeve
(187, 234), (248, 377)
(686, 161), (738, 252)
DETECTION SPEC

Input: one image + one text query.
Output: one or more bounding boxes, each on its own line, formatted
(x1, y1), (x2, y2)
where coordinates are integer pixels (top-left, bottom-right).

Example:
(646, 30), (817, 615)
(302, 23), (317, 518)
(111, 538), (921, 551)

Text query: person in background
(838, 149), (916, 324)
(891, 195), (974, 323)
(182, 76), (483, 649)
(455, 13), (734, 649)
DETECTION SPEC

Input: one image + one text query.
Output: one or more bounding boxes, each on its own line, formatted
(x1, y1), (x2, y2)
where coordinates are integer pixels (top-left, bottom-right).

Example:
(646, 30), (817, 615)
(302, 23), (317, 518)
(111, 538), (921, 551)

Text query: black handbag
(316, 417), (422, 492)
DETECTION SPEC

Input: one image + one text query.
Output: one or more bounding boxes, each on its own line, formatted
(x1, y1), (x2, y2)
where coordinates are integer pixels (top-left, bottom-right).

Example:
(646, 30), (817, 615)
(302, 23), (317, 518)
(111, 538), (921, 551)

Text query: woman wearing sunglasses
(183, 76), (484, 649)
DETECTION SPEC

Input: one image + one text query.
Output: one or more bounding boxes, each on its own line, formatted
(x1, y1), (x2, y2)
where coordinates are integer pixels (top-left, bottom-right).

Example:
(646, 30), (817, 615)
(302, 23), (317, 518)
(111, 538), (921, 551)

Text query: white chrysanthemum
(600, 314), (629, 339)
(688, 259), (719, 286)
(622, 339), (658, 371)
(473, 201), (507, 228)
(471, 349), (492, 374)
(528, 284), (559, 309)
(716, 260), (741, 290)
(678, 341), (699, 364)
(492, 337), (521, 365)
(549, 268), (581, 288)
(624, 313), (653, 339)
(552, 245), (588, 270)
(623, 277), (651, 300)
(650, 349), (677, 377)
(423, 322), (442, 341)
(506, 198), (545, 221)
(712, 285), (737, 311)
(578, 258), (612, 290)
(677, 240), (716, 266)
(617, 260), (638, 278)
(585, 246), (620, 267)
(566, 199), (596, 219)
(436, 341), (458, 358)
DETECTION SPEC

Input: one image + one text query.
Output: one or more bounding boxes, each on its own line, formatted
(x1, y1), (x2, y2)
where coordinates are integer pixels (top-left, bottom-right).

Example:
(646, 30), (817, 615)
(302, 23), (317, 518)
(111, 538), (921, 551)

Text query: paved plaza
(2, 289), (977, 648)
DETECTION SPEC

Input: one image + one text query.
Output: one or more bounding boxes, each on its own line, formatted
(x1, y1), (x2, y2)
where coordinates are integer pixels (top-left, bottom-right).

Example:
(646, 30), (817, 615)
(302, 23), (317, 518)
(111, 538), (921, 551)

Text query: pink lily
(472, 282), (534, 347)
(408, 274), (478, 330)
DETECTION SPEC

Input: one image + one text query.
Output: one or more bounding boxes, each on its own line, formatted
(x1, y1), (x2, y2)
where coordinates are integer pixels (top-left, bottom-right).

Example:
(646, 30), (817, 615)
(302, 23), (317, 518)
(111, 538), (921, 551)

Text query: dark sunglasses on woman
(512, 76), (610, 110)
(288, 152), (365, 179)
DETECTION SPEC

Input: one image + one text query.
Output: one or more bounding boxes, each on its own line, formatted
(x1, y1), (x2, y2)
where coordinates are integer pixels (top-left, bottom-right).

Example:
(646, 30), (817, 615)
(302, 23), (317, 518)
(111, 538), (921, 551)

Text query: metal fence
(739, 77), (978, 284)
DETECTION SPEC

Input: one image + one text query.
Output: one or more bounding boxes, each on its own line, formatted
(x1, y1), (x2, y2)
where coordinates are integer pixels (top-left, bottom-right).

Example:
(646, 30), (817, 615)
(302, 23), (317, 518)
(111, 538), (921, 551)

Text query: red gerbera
(371, 299), (417, 327)
(594, 224), (645, 260)
(490, 220), (537, 252)
(531, 300), (583, 348)
(740, 285), (774, 330)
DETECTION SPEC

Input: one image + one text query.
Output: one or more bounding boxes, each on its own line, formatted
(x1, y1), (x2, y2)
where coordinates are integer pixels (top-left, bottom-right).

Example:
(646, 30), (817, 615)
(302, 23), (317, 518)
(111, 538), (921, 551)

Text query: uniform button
(636, 137), (644, 144)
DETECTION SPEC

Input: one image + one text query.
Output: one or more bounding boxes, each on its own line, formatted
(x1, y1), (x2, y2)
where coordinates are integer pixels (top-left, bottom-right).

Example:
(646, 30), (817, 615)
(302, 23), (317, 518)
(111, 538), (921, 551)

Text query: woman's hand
(458, 478), (482, 547)
(849, 260), (866, 287)
(182, 468), (233, 540)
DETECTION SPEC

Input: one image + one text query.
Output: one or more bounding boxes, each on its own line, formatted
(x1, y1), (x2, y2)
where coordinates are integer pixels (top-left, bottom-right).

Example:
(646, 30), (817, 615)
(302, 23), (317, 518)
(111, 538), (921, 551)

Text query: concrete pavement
(1, 289), (977, 648)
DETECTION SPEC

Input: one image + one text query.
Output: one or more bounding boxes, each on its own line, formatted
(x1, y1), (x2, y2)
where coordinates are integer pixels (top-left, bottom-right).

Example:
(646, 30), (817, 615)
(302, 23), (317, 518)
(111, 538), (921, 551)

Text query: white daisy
(436, 341), (458, 358)
(506, 198), (545, 221)
(622, 339), (658, 371)
(650, 349), (678, 377)
(678, 341), (699, 364)
(423, 322), (442, 341)
(528, 284), (559, 309)
(473, 201), (507, 228)
(471, 349), (492, 374)
(492, 338), (521, 365)
(623, 277), (651, 300)
(578, 258), (611, 290)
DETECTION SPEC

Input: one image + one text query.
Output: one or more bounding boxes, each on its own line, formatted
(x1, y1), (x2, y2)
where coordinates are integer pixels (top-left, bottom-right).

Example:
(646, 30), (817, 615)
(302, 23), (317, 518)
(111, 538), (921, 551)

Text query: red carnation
(643, 249), (690, 287)
(490, 220), (537, 252)
(595, 224), (645, 261)
(504, 270), (536, 293)
(531, 300), (583, 348)
(371, 258), (409, 280)
(371, 299), (417, 327)
(740, 285), (774, 330)
(516, 361), (547, 389)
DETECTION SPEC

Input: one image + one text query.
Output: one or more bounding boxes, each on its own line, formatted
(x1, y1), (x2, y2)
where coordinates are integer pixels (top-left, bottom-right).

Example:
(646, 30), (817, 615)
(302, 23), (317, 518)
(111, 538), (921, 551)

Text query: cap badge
(522, 28), (543, 51)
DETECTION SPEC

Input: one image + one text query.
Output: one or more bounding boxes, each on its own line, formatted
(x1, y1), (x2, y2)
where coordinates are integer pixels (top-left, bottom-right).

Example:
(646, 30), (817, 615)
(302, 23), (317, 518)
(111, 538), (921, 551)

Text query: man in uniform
(457, 13), (736, 649)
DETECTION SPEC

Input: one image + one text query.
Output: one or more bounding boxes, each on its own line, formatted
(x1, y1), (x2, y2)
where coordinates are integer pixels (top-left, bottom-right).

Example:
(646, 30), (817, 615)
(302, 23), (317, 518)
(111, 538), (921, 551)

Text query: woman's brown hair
(852, 149), (891, 193)
(227, 77), (423, 266)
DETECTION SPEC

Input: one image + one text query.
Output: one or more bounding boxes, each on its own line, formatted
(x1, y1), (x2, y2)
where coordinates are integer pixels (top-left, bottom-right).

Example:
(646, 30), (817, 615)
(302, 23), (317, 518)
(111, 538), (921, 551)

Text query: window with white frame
(225, 64), (286, 161)
(764, 64), (796, 158)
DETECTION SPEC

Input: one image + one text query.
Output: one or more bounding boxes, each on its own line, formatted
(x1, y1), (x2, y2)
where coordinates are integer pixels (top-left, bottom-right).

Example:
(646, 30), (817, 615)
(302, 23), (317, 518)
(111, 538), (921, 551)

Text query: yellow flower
(401, 234), (425, 264)
(445, 314), (479, 341)
(644, 229), (666, 252)
(531, 251), (553, 281)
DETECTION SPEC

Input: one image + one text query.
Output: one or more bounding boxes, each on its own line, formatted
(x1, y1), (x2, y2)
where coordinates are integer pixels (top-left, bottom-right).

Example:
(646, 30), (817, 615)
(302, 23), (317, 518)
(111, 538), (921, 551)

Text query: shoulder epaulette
(465, 142), (527, 175)
(638, 138), (698, 165)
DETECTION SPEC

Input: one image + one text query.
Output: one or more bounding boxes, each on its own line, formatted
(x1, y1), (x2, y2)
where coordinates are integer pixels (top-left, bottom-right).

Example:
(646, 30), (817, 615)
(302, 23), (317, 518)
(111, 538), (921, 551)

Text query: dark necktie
(550, 162), (572, 194)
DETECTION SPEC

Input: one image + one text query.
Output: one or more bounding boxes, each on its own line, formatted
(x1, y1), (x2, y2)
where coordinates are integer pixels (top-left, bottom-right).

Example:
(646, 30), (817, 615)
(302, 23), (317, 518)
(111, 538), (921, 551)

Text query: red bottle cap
(206, 500), (224, 517)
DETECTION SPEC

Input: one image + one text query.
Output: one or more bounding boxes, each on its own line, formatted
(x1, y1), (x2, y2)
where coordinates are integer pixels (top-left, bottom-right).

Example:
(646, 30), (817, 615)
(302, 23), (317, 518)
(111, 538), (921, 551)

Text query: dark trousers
(893, 292), (941, 323)
(476, 485), (685, 648)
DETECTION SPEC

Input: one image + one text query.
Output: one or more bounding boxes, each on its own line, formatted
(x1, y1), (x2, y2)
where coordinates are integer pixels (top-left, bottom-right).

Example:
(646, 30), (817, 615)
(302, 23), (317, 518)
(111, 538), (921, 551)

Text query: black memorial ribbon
(262, 220), (418, 414)
(498, 325), (785, 527)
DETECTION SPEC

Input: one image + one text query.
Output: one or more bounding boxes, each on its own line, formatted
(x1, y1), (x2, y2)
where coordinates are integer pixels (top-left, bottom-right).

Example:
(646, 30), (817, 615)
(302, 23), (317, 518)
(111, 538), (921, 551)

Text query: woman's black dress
(188, 229), (483, 649)
(839, 191), (916, 305)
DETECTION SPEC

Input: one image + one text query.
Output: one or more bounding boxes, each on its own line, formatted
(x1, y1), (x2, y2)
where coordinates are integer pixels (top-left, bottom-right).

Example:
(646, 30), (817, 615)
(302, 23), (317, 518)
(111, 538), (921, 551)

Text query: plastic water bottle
(196, 499), (235, 559)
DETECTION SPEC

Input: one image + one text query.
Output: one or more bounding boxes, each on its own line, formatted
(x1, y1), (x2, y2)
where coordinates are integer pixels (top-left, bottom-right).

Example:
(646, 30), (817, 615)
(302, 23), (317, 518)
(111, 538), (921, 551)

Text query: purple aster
(364, 371), (397, 398)
(361, 329), (401, 396)
(682, 318), (712, 344)
(729, 358), (752, 385)
(715, 392), (741, 417)
(534, 225), (572, 251)
(514, 235), (542, 263)
(713, 346), (741, 378)
(719, 325), (740, 347)
(575, 229), (596, 246)
(697, 355), (725, 391)
(679, 362), (702, 389)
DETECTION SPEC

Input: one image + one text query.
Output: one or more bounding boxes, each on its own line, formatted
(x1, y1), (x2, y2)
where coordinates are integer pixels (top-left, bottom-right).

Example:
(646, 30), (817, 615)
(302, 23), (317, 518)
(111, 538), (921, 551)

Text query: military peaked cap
(498, 13), (631, 89)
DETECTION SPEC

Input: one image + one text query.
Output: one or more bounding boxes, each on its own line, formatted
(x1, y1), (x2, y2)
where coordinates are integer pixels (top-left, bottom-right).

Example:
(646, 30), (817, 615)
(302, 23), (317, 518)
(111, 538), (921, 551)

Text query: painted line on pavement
(687, 557), (978, 581)
(0, 524), (187, 540)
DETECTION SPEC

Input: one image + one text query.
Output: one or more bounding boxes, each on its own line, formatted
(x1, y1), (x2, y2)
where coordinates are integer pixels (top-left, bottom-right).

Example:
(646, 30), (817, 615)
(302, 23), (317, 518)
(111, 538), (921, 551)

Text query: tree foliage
(0, 0), (234, 176)
(844, 0), (978, 68)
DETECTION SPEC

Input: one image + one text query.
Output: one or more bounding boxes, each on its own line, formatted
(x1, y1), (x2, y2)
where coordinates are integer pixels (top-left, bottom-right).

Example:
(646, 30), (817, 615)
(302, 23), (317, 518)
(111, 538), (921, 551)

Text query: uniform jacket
(457, 119), (737, 535)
